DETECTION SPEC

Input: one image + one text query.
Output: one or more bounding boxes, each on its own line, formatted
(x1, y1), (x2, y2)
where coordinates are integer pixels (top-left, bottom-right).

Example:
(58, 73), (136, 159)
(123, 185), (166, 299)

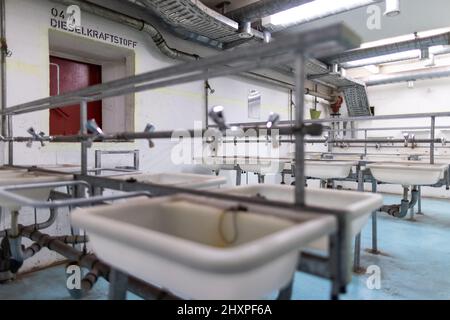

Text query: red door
(49, 56), (102, 136)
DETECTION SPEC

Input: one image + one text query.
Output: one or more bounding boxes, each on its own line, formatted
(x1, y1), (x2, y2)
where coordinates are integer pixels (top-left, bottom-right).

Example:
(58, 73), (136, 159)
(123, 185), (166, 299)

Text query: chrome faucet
(27, 127), (46, 147)
(85, 119), (104, 148)
(144, 123), (156, 148)
(266, 112), (280, 129)
(209, 106), (228, 132)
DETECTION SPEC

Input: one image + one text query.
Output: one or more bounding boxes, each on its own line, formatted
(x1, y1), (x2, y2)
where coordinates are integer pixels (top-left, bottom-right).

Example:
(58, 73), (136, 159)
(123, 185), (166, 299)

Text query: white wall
(0, 0), (306, 272)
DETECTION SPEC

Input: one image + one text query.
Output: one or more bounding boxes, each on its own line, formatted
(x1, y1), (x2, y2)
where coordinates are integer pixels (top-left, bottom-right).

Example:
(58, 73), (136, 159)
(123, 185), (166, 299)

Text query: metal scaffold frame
(0, 23), (363, 299)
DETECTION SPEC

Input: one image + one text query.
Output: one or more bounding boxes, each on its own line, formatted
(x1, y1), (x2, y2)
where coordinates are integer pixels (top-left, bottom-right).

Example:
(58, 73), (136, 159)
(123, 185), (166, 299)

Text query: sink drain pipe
(379, 186), (419, 218)
(19, 226), (180, 300)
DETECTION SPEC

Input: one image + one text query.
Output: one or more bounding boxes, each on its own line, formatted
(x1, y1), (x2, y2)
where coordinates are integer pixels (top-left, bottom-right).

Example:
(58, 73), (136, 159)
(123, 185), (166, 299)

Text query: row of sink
(0, 164), (383, 299)
(71, 180), (383, 299)
(195, 155), (450, 186)
(1, 156), (447, 299)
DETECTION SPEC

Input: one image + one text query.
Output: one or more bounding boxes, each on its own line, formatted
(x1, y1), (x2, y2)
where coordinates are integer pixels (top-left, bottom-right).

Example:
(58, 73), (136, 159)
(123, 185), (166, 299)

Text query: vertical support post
(364, 130), (368, 157)
(133, 149), (140, 170)
(294, 55), (305, 207)
(108, 269), (128, 300)
(258, 174), (265, 184)
(204, 80), (209, 130)
(80, 100), (88, 176)
(371, 179), (378, 253)
(235, 166), (242, 186)
(430, 116), (435, 164)
(0, 0), (12, 165)
(353, 168), (364, 272)
(417, 186), (423, 215)
(94, 150), (101, 175)
(328, 128), (333, 153)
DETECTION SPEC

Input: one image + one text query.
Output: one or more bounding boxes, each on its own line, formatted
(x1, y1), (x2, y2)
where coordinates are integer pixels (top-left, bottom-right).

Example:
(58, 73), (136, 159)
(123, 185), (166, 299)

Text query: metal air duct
(363, 65), (450, 86)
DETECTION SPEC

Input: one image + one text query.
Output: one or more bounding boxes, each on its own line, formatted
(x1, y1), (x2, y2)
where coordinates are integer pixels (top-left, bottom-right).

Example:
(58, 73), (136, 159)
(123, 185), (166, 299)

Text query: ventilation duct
(52, 0), (199, 61)
(132, 0), (264, 45)
(326, 32), (450, 65)
(363, 66), (450, 86)
(342, 46), (450, 69)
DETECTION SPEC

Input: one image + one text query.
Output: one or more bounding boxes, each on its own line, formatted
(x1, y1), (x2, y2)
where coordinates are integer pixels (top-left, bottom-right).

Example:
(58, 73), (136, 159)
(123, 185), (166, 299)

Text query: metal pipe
(328, 125), (450, 133)
(294, 55), (305, 207)
(0, 0), (11, 165)
(0, 187), (153, 210)
(364, 65), (450, 86)
(52, 0), (198, 61)
(9, 211), (21, 260)
(20, 227), (180, 300)
(379, 186), (419, 218)
(80, 100), (88, 176)
(430, 116), (436, 164)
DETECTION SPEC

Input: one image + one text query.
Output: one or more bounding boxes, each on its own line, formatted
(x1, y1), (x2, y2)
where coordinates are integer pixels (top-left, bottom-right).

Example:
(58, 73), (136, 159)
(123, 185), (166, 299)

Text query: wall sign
(50, 7), (138, 49)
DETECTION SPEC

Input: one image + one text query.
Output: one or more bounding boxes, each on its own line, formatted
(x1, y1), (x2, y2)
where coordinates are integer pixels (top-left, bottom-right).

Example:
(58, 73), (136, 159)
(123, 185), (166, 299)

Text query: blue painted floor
(0, 194), (449, 300)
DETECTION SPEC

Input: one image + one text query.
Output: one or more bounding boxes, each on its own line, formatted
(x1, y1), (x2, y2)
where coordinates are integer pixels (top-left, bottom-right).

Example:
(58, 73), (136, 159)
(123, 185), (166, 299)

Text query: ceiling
(200, 0), (259, 12)
(249, 0), (450, 44)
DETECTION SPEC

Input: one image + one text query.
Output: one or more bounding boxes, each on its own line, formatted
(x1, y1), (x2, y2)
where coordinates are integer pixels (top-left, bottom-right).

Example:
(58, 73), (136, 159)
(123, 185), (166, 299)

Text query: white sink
(71, 194), (336, 299)
(237, 157), (287, 175)
(305, 160), (356, 179)
(111, 172), (226, 189)
(367, 162), (448, 186)
(220, 184), (382, 283)
(0, 171), (73, 210)
(194, 156), (236, 171)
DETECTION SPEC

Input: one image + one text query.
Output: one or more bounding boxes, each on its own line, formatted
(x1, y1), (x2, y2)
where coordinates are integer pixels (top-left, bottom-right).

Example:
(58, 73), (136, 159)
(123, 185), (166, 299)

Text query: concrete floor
(0, 194), (449, 300)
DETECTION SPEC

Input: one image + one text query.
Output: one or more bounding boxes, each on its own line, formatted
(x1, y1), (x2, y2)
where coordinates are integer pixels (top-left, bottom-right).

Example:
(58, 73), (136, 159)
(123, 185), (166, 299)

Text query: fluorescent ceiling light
(364, 65), (380, 74)
(262, 0), (376, 27)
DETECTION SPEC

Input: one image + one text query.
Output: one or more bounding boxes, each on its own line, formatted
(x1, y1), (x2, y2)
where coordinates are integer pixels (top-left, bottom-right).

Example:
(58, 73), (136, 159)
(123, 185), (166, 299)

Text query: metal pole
(80, 100), (88, 175)
(294, 55), (305, 207)
(430, 116), (435, 164)
(0, 0), (11, 165)
(133, 149), (140, 170)
(371, 179), (378, 254)
(204, 81), (209, 129)
(94, 150), (101, 175)
(353, 169), (364, 272)
(108, 269), (129, 300)
(417, 186), (422, 215)
(364, 130), (368, 156)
